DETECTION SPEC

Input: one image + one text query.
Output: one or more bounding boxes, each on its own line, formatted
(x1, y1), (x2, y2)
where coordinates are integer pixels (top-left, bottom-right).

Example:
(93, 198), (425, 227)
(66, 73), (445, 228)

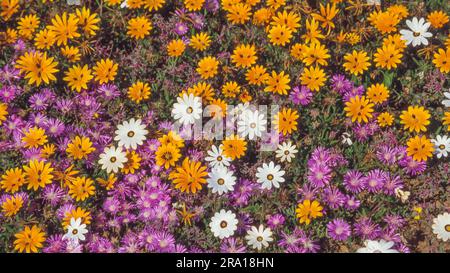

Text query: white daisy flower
(256, 161), (285, 190)
(207, 166), (236, 195)
(442, 92), (450, 108)
(209, 209), (238, 239)
(245, 225), (273, 251)
(400, 17), (432, 47)
(205, 145), (232, 168)
(432, 212), (450, 242)
(237, 110), (267, 140)
(171, 93), (202, 126)
(63, 217), (88, 243)
(98, 146), (128, 173)
(275, 141), (298, 163)
(114, 118), (148, 150)
(356, 240), (399, 253)
(432, 135), (450, 158)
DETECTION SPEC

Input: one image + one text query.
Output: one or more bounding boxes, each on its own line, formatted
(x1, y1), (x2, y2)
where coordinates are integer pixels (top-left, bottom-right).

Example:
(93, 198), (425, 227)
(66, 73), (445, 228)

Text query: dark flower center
(220, 221), (228, 228)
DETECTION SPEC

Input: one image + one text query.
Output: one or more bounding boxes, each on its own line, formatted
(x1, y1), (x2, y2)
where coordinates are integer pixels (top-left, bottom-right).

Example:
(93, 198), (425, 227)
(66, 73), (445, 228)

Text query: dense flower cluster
(0, 0), (449, 253)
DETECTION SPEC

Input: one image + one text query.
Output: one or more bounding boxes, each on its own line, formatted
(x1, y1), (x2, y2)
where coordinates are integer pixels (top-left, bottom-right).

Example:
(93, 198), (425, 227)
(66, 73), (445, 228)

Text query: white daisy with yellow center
(209, 209), (238, 239)
(205, 145), (232, 168)
(245, 225), (273, 251)
(98, 145), (128, 173)
(256, 161), (285, 190)
(432, 212), (450, 242)
(171, 93), (202, 126)
(63, 217), (88, 243)
(114, 118), (148, 150)
(431, 135), (450, 159)
(275, 141), (298, 163)
(237, 109), (267, 140)
(207, 166), (236, 195)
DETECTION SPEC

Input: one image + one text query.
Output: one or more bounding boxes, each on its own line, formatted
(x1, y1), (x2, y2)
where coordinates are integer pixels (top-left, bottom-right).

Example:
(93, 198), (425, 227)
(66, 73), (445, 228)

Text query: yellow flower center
(217, 178), (225, 185)
(110, 156), (117, 163)
(127, 131), (135, 137)
(267, 174), (274, 181)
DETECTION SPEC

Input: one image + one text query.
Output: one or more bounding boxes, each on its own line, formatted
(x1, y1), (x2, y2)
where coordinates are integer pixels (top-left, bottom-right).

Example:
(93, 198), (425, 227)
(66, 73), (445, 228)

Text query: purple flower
(397, 243), (411, 253)
(220, 238), (246, 253)
(297, 183), (319, 201)
(29, 112), (48, 127)
(55, 98), (74, 113)
(343, 170), (365, 193)
(0, 64), (21, 83)
(138, 228), (158, 252)
(103, 197), (121, 214)
(331, 74), (352, 94)
(309, 147), (331, 167)
(154, 231), (176, 252)
(174, 22), (189, 35)
(399, 155), (427, 176)
(327, 219), (351, 241)
(56, 203), (76, 219)
(307, 163), (332, 188)
(290, 86), (313, 105)
(42, 184), (65, 206)
(43, 235), (67, 253)
(278, 228), (303, 249)
(383, 214), (406, 231)
(380, 228), (402, 243)
(204, 0), (220, 12)
(110, 181), (133, 200)
(14, 39), (26, 51)
(87, 235), (115, 253)
(29, 92), (49, 111)
(376, 145), (398, 165)
(119, 232), (141, 253)
(343, 85), (365, 102)
(44, 118), (65, 137)
(267, 214), (285, 229)
(97, 84), (121, 100)
(353, 123), (373, 142)
(0, 85), (18, 103)
(323, 187), (345, 209)
(299, 235), (320, 253)
(2, 114), (24, 135)
(343, 194), (360, 211)
(22, 147), (43, 161)
(383, 174), (403, 196)
(189, 13), (205, 29)
(231, 178), (256, 206)
(364, 169), (386, 193)
(174, 244), (188, 253)
(354, 218), (381, 240)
